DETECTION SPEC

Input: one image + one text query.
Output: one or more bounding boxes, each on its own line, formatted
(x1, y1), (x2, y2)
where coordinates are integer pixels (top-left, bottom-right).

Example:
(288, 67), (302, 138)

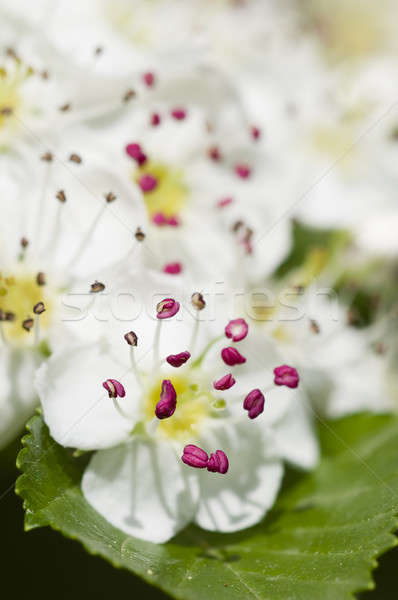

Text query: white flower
(0, 10), (141, 152)
(0, 135), (145, 448)
(80, 66), (293, 287)
(36, 268), (318, 543)
(239, 280), (394, 419)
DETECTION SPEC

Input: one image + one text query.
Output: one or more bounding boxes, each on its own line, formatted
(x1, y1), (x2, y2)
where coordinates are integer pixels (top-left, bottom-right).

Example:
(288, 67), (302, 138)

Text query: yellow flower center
(143, 372), (212, 442)
(0, 270), (54, 344)
(134, 161), (188, 218)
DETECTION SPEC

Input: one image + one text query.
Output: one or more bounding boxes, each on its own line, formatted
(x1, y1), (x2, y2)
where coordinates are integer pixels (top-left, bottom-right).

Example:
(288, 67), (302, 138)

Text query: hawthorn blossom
(0, 137), (144, 448)
(36, 269), (318, 543)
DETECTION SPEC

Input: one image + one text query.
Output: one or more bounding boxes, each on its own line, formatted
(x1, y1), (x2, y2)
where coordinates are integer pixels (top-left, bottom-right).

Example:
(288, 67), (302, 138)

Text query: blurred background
(0, 0), (397, 597)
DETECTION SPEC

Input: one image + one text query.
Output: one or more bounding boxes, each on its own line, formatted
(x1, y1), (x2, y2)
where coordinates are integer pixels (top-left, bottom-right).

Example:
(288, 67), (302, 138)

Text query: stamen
(208, 146), (221, 161)
(90, 281), (105, 293)
(207, 450), (229, 474)
(273, 365), (299, 388)
(33, 302), (45, 315)
(124, 331), (138, 346)
(243, 389), (265, 419)
(152, 212), (167, 226)
(19, 237), (29, 261)
(123, 89), (136, 103)
(105, 192), (117, 203)
(33, 302), (45, 345)
(167, 215), (180, 227)
(142, 71), (155, 87)
(22, 317), (34, 332)
(251, 126), (261, 140)
(59, 102), (71, 112)
(166, 351), (191, 368)
(138, 174), (158, 193)
(221, 347), (246, 366)
(150, 112), (161, 126)
(310, 319), (320, 334)
(234, 164), (251, 179)
(217, 197), (233, 208)
(181, 444), (209, 469)
(124, 331), (142, 387)
(125, 143), (147, 166)
(135, 227), (146, 242)
(213, 373), (236, 390)
(171, 107), (187, 120)
(225, 318), (248, 342)
(156, 298), (180, 319)
(35, 153), (53, 245)
(155, 379), (177, 419)
(69, 153), (82, 164)
(163, 262), (182, 275)
(56, 190), (66, 203)
(191, 292), (206, 311)
(102, 378), (126, 398)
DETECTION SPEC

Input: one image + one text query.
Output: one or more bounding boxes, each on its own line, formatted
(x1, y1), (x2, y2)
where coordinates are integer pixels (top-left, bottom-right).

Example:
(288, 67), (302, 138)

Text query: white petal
(82, 438), (198, 543)
(35, 344), (138, 450)
(0, 347), (38, 450)
(194, 421), (283, 533)
(273, 393), (319, 470)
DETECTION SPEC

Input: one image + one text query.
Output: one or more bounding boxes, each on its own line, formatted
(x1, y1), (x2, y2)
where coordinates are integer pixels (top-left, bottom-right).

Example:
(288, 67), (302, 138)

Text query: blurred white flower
(0, 136), (145, 448)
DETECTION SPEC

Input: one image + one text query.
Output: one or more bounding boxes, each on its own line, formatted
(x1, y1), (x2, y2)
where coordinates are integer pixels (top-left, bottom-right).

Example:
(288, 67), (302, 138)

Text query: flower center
(0, 271), (53, 343)
(143, 372), (212, 442)
(133, 161), (188, 219)
(0, 68), (21, 132)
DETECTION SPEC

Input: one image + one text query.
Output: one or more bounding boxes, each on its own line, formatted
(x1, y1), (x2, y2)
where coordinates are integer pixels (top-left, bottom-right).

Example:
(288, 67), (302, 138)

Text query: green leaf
(16, 413), (398, 600)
